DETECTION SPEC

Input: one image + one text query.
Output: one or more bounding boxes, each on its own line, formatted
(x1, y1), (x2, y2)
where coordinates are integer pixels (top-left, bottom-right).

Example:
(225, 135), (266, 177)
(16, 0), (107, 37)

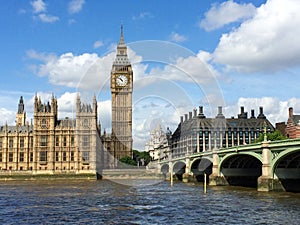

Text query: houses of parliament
(0, 27), (133, 176)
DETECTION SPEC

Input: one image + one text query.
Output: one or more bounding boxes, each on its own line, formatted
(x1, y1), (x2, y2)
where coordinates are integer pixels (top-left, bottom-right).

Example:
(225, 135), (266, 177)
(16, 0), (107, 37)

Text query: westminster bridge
(157, 138), (300, 192)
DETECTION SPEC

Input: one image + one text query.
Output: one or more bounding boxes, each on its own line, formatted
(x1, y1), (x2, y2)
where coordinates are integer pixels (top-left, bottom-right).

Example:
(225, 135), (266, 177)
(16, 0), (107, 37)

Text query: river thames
(0, 179), (299, 224)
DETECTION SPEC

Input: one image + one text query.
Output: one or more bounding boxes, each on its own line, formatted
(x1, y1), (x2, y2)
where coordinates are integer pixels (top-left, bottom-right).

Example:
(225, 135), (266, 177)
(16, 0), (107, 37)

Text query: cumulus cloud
(68, 0), (85, 14)
(213, 0), (300, 73)
(31, 0), (46, 13)
(30, 0), (59, 23)
(200, 0), (256, 31)
(169, 32), (187, 43)
(93, 40), (104, 49)
(27, 50), (110, 90)
(38, 13), (59, 23)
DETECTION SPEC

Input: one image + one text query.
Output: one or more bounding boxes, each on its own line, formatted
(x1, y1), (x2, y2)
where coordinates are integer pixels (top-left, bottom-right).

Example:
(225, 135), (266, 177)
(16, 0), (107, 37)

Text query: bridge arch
(191, 157), (212, 182)
(220, 153), (262, 188)
(272, 148), (300, 192)
(173, 161), (186, 181)
(160, 164), (169, 174)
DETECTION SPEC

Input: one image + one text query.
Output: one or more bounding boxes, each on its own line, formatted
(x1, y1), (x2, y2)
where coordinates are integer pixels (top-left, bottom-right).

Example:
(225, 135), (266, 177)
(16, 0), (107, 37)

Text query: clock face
(116, 75), (128, 86)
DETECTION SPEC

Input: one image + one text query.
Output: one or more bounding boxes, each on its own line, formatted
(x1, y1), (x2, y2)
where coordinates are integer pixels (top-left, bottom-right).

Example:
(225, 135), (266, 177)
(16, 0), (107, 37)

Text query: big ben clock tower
(110, 26), (133, 162)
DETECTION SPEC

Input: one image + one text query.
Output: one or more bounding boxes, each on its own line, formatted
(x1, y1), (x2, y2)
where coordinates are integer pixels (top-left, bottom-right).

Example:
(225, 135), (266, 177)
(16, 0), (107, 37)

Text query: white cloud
(143, 50), (219, 85)
(132, 12), (153, 21)
(200, 0), (256, 31)
(27, 50), (109, 90)
(93, 40), (104, 49)
(169, 32), (187, 43)
(224, 97), (300, 126)
(213, 0), (300, 73)
(30, 0), (59, 23)
(31, 0), (46, 13)
(68, 0), (85, 14)
(38, 13), (59, 23)
(0, 108), (15, 125)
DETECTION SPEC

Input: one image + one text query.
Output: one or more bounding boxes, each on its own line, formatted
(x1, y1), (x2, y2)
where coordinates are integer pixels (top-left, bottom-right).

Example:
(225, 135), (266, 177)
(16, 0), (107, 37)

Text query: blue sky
(1, 0), (300, 150)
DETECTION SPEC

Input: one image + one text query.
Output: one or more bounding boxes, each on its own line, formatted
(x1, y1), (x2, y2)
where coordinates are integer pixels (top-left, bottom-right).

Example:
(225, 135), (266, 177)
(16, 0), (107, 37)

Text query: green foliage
(133, 150), (151, 165)
(119, 156), (137, 166)
(255, 130), (287, 143)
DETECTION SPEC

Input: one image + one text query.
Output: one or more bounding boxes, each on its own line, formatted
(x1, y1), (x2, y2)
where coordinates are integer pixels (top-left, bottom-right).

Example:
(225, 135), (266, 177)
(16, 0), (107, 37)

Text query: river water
(0, 179), (299, 225)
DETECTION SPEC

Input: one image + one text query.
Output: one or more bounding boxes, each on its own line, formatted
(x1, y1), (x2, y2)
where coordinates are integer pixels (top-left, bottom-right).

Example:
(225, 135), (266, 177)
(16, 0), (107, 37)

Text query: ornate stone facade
(145, 125), (172, 161)
(110, 26), (133, 162)
(0, 94), (103, 175)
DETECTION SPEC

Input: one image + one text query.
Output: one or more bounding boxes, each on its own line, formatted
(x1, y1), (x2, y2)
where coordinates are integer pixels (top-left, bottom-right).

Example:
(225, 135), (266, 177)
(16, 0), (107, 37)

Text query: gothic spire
(118, 24), (125, 46)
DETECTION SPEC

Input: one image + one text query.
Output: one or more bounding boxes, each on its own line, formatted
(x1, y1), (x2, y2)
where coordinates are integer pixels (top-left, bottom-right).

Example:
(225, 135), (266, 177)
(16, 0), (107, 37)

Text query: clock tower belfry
(110, 26), (133, 162)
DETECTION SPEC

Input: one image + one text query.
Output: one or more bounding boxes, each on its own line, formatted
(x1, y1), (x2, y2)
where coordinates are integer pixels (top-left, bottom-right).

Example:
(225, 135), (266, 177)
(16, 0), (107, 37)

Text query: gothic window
(82, 151), (89, 162)
(83, 136), (90, 147)
(20, 137), (24, 149)
(9, 153), (13, 162)
(9, 138), (13, 149)
(30, 152), (33, 162)
(70, 152), (74, 161)
(63, 137), (67, 147)
(40, 136), (48, 147)
(63, 152), (67, 161)
(71, 136), (74, 146)
(40, 151), (47, 162)
(83, 119), (89, 128)
(41, 119), (47, 128)
(55, 152), (59, 161)
(19, 152), (24, 162)
(55, 137), (59, 147)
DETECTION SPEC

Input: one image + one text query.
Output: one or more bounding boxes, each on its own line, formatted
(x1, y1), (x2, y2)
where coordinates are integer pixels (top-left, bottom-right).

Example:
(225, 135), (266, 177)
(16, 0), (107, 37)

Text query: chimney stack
(193, 108), (197, 117)
(180, 116), (183, 123)
(216, 106), (225, 119)
(289, 107), (294, 118)
(198, 106), (206, 118)
(257, 106), (266, 119)
(185, 114), (188, 121)
(189, 112), (192, 120)
(250, 109), (255, 118)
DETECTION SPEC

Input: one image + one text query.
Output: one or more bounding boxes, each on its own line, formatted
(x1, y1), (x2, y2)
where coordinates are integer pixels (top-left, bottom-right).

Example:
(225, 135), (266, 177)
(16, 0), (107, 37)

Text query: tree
(119, 156), (137, 167)
(133, 150), (151, 166)
(255, 130), (287, 143)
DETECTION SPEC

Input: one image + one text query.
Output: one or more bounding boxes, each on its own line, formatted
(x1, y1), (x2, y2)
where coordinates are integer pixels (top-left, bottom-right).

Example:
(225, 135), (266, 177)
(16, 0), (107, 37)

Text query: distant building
(145, 125), (172, 161)
(285, 107), (300, 139)
(0, 95), (104, 175)
(170, 106), (274, 158)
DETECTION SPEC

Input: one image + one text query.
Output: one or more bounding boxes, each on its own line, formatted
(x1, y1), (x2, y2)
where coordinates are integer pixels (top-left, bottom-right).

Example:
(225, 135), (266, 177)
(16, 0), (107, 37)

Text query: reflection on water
(0, 180), (300, 224)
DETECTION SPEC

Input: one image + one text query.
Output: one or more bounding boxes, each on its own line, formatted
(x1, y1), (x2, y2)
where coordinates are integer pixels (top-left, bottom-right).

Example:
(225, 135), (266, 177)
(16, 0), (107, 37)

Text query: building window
(71, 136), (74, 146)
(0, 138), (2, 149)
(40, 136), (48, 147)
(30, 152), (33, 162)
(19, 152), (24, 162)
(40, 151), (47, 162)
(9, 153), (13, 162)
(0, 153), (2, 162)
(55, 137), (59, 147)
(83, 136), (90, 147)
(20, 137), (24, 149)
(82, 151), (89, 162)
(70, 151), (74, 161)
(63, 137), (67, 147)
(55, 152), (59, 161)
(9, 138), (13, 148)
(63, 152), (67, 161)
(30, 137), (33, 148)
